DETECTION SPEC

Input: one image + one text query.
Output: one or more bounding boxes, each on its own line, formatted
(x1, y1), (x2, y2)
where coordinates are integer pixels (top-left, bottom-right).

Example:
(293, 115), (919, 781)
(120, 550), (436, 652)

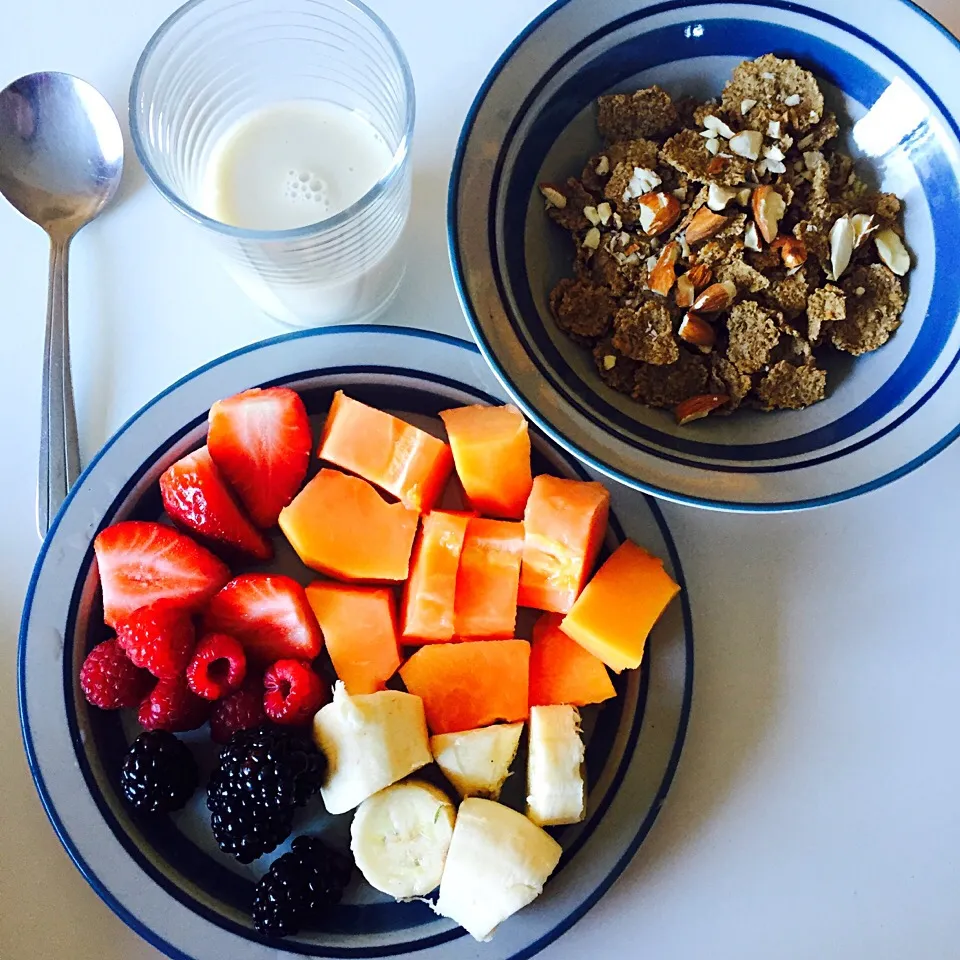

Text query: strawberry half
(160, 446), (272, 561)
(207, 387), (312, 529)
(94, 521), (231, 629)
(203, 573), (323, 666)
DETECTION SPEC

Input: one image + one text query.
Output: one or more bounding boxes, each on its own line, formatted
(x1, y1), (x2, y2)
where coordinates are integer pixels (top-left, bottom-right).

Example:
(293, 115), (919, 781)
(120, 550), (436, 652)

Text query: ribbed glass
(130, 0), (414, 326)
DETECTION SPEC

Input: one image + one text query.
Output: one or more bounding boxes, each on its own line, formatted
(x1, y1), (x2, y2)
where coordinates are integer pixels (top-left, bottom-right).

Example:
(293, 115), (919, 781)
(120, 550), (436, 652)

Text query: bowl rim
(446, 0), (960, 512)
(18, 323), (695, 960)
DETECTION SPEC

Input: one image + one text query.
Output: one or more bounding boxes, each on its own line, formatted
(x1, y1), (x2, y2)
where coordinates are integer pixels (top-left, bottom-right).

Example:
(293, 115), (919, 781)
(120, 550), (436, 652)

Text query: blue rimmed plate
(449, 0), (960, 511)
(19, 326), (693, 960)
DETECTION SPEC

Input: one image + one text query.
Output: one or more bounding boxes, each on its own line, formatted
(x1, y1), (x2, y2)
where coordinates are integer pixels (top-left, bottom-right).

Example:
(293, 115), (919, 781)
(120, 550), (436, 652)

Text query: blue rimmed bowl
(19, 326), (693, 960)
(449, 0), (960, 511)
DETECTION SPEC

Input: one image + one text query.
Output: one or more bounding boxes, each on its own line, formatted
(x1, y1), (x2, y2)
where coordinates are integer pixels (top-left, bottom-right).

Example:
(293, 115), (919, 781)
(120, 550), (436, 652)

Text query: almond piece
(637, 192), (682, 236)
(779, 236), (808, 269)
(647, 241), (681, 296)
(675, 273), (696, 308)
(685, 207), (730, 245)
(539, 184), (567, 209)
(674, 393), (730, 425)
(686, 264), (713, 290)
(692, 280), (737, 313)
(678, 313), (716, 351)
(875, 228), (910, 275)
(850, 213), (877, 248)
(707, 183), (740, 212)
(828, 215), (854, 280)
(744, 221), (762, 252)
(728, 129), (763, 160)
(582, 227), (601, 250)
(751, 185), (786, 244)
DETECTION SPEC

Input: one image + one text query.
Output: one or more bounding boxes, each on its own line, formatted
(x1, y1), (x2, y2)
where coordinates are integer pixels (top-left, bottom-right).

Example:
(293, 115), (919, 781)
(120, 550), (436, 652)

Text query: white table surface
(2, 1), (959, 958)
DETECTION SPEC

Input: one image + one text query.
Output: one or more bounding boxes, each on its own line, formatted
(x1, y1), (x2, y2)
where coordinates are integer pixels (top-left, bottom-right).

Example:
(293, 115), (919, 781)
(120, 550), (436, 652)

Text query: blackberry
(121, 731), (198, 814)
(252, 836), (353, 938)
(207, 725), (326, 863)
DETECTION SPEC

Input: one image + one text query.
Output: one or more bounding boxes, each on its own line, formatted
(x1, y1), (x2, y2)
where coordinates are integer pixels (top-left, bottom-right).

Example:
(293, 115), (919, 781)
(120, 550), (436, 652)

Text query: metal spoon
(0, 72), (123, 537)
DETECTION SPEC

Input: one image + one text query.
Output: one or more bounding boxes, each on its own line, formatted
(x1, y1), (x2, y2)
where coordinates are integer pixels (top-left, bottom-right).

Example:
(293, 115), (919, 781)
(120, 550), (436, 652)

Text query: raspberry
(116, 599), (196, 679)
(80, 639), (153, 709)
(210, 675), (266, 744)
(186, 633), (247, 700)
(138, 675), (210, 732)
(263, 660), (326, 726)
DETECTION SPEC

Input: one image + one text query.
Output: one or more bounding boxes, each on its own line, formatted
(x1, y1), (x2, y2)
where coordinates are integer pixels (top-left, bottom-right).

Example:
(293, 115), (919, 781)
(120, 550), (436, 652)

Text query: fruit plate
(18, 325), (693, 960)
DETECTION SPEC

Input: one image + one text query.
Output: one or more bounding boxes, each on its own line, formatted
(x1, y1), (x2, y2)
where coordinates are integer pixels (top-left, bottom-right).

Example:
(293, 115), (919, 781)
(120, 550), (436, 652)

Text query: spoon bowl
(0, 72), (123, 536)
(0, 73), (123, 235)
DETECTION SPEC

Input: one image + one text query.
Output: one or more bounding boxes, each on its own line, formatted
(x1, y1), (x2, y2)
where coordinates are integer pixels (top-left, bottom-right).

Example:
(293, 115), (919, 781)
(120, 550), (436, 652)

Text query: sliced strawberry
(94, 521), (231, 629)
(207, 387), (312, 529)
(203, 574), (323, 666)
(160, 446), (272, 561)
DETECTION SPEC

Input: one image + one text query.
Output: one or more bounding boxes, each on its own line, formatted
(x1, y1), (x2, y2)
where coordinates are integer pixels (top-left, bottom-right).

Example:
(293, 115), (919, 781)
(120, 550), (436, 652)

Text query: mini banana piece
(436, 797), (562, 941)
(351, 780), (456, 899)
(430, 722), (523, 800)
(312, 682), (432, 815)
(526, 704), (586, 827)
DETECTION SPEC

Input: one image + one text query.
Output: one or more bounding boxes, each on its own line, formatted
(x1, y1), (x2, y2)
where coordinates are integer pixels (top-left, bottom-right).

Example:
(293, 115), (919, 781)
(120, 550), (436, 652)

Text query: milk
(198, 100), (407, 325)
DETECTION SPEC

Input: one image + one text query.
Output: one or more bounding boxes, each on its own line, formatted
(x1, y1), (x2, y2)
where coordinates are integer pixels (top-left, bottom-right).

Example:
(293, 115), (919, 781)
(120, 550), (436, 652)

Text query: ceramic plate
(19, 326), (693, 960)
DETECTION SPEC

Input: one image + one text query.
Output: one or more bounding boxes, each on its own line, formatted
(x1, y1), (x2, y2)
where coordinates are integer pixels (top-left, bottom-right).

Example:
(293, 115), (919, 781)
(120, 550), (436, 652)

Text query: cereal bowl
(448, 0), (960, 510)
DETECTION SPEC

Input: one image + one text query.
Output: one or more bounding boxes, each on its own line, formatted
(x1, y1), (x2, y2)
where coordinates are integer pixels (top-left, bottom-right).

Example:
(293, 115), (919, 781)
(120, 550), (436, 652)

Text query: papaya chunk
(439, 404), (533, 519)
(279, 468), (419, 582)
(319, 391), (453, 512)
(400, 639), (530, 735)
(529, 613), (615, 707)
(518, 475), (610, 613)
(401, 511), (472, 642)
(560, 541), (680, 672)
(305, 581), (401, 694)
(454, 518), (524, 638)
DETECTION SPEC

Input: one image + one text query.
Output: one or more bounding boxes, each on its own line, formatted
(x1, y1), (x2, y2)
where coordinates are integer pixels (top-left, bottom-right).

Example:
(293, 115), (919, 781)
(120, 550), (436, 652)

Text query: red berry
(207, 387), (312, 528)
(263, 659), (326, 726)
(209, 675), (267, 744)
(116, 599), (197, 679)
(202, 574), (322, 666)
(160, 446), (272, 561)
(80, 639), (153, 709)
(138, 676), (210, 732)
(186, 633), (247, 700)
(94, 520), (230, 629)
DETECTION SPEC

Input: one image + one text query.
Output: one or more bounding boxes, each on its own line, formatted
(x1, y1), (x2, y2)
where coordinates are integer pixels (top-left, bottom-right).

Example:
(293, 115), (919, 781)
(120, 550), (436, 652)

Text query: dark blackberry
(206, 725), (326, 863)
(252, 836), (353, 938)
(121, 731), (198, 814)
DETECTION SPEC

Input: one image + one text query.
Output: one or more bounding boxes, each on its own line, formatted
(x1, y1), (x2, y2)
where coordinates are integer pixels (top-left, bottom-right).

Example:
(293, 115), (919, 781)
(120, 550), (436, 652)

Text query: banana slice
(526, 704), (585, 827)
(313, 682), (432, 815)
(351, 780), (456, 899)
(430, 722), (523, 800)
(436, 797), (562, 941)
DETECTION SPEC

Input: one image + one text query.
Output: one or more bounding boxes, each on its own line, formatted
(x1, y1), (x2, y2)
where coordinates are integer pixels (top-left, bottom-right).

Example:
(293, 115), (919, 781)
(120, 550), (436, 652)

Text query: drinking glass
(130, 0), (414, 327)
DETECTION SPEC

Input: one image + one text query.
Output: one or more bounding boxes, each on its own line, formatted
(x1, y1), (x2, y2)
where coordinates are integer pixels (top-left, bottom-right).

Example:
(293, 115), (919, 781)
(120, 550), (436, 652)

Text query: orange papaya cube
(401, 511), (472, 642)
(454, 518), (524, 638)
(399, 639), (530, 734)
(560, 541), (680, 672)
(318, 391), (453, 512)
(279, 468), (419, 582)
(439, 404), (533, 519)
(305, 581), (401, 694)
(529, 613), (616, 707)
(518, 475), (611, 613)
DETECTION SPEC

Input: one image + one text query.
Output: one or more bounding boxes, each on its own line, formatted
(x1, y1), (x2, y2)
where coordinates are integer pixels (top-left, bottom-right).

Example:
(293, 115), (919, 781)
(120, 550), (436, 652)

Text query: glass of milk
(130, 0), (413, 327)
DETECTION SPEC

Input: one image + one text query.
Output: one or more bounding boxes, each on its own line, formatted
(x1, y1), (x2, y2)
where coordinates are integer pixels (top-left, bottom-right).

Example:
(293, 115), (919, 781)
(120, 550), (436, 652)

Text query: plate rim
(446, 0), (960, 513)
(18, 323), (695, 960)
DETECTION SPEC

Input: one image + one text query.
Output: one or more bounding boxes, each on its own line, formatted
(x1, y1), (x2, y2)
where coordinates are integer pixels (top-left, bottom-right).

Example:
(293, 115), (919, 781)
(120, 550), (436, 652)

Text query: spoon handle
(38, 235), (81, 538)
